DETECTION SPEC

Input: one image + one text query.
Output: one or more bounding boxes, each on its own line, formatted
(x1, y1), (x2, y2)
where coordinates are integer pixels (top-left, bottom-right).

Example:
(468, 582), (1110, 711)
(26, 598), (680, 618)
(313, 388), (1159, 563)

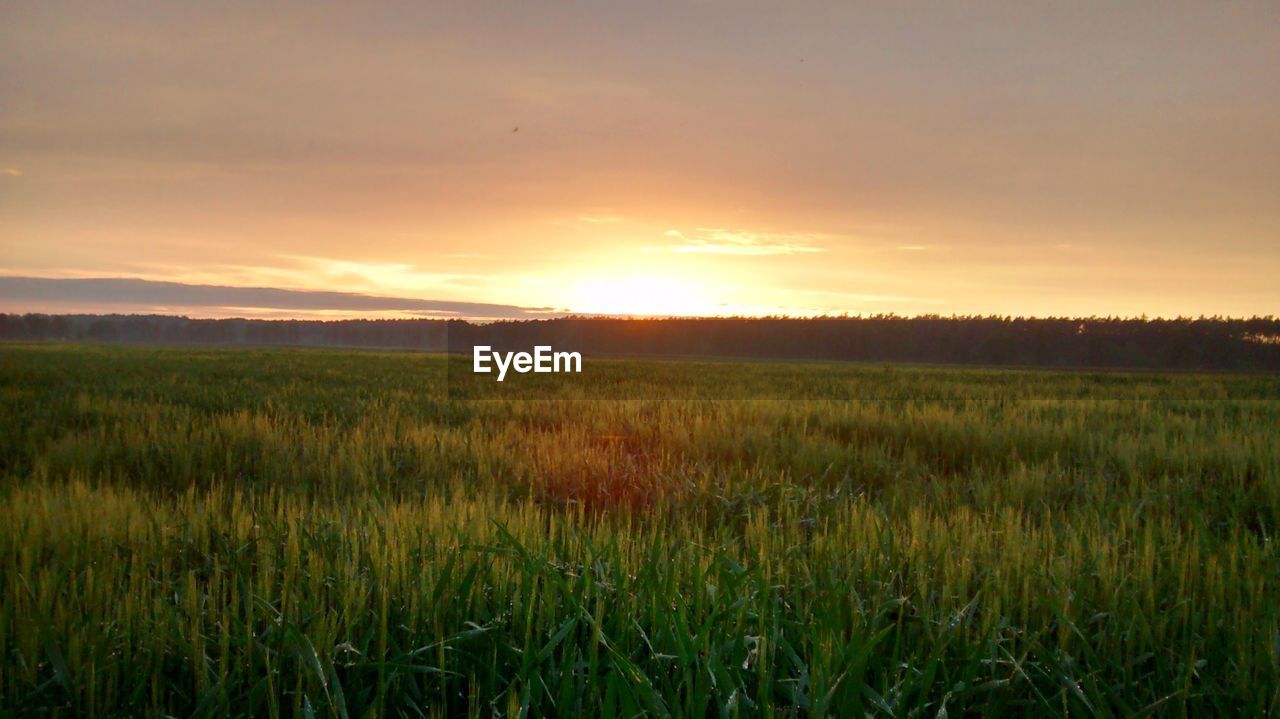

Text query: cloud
(281, 255), (482, 292)
(577, 214), (626, 224)
(0, 168), (22, 177)
(663, 228), (827, 256)
(0, 276), (555, 320)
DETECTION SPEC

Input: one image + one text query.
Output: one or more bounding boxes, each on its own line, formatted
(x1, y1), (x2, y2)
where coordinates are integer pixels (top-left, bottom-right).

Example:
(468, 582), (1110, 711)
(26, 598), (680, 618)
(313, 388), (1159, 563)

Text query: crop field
(1, 343), (1278, 717)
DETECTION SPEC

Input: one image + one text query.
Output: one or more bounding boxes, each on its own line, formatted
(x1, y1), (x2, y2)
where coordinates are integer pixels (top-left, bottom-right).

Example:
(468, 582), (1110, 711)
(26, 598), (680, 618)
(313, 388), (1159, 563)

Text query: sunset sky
(2, 1), (1278, 319)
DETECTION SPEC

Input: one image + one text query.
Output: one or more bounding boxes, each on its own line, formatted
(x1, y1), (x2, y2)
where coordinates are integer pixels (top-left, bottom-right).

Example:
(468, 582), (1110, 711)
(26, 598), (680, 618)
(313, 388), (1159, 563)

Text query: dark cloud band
(0, 276), (553, 320)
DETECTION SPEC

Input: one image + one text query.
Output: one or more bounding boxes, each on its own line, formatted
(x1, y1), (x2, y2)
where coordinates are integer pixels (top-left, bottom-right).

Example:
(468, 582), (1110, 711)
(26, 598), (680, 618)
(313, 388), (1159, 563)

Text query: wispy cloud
(0, 168), (22, 177)
(280, 255), (483, 294)
(577, 214), (626, 224)
(661, 228), (827, 256)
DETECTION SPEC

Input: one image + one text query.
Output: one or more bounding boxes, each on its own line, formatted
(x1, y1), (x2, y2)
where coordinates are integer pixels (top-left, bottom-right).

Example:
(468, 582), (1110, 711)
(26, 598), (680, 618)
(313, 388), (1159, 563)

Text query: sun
(571, 276), (715, 317)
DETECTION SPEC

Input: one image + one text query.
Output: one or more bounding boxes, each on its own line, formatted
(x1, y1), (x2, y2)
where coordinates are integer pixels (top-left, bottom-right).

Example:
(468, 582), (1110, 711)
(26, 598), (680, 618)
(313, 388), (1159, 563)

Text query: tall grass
(1, 344), (1277, 716)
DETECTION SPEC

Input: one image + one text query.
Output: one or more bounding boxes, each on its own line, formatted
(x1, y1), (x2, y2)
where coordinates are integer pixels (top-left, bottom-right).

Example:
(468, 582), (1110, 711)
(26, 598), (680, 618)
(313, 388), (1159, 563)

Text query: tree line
(3, 313), (1279, 371)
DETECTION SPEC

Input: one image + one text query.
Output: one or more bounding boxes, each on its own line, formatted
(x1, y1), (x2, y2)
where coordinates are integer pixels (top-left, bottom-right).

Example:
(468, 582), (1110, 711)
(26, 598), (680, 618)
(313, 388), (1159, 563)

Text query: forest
(3, 313), (1279, 371)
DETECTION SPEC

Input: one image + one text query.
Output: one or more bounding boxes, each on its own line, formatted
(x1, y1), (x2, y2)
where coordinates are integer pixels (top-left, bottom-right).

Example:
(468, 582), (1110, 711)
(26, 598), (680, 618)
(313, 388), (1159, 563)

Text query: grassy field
(1, 343), (1278, 717)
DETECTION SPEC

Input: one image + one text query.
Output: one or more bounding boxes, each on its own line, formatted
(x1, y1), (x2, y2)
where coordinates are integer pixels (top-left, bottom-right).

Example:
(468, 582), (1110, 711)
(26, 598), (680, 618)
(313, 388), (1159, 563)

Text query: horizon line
(0, 275), (1276, 323)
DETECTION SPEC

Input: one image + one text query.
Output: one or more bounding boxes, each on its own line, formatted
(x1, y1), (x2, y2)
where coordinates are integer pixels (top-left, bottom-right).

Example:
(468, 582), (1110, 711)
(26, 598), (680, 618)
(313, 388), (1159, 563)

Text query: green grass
(1, 343), (1278, 717)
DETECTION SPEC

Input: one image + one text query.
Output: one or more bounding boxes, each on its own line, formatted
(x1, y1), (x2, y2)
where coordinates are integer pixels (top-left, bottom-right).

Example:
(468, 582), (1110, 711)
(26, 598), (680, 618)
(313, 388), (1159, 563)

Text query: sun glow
(571, 276), (716, 317)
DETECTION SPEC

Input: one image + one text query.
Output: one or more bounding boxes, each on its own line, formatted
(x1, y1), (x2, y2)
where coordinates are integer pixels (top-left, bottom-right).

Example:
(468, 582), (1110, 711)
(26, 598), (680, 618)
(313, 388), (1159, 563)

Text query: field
(2, 343), (1278, 717)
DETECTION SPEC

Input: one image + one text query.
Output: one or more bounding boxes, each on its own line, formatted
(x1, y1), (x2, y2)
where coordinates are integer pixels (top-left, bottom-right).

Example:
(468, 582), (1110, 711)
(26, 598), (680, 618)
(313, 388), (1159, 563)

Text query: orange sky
(2, 2), (1278, 319)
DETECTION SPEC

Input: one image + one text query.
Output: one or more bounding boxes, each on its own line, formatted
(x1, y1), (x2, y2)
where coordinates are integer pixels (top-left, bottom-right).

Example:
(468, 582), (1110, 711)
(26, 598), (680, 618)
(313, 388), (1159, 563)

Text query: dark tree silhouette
(2, 313), (1278, 372)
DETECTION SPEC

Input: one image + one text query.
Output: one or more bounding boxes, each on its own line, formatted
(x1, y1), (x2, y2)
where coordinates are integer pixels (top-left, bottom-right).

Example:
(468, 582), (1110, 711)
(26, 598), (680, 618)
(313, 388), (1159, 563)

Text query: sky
(2, 1), (1278, 319)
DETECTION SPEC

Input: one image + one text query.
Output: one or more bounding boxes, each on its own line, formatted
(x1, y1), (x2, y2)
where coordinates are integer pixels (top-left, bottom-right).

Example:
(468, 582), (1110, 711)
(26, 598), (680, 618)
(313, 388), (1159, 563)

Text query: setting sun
(571, 275), (714, 317)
